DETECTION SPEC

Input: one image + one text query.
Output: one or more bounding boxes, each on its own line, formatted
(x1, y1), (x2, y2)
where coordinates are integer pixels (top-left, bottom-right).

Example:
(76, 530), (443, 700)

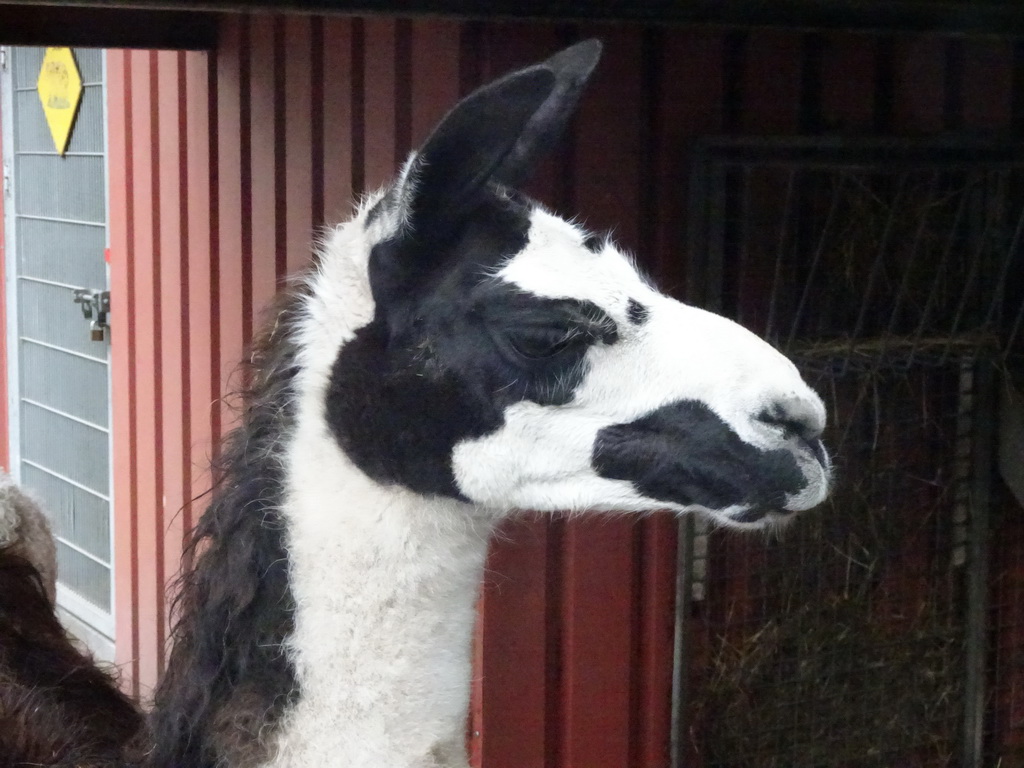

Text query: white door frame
(1, 47), (23, 482)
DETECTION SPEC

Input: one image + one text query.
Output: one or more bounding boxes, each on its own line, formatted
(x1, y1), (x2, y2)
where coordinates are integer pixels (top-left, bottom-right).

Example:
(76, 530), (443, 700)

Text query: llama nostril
(757, 400), (824, 444)
(805, 437), (828, 467)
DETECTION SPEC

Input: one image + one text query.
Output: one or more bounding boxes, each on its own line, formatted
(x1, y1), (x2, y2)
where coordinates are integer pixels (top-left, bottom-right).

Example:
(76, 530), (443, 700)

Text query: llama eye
(506, 326), (582, 360)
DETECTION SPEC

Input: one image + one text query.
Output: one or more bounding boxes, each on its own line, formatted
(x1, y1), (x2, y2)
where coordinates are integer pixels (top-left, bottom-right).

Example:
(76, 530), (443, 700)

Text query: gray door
(1, 47), (113, 650)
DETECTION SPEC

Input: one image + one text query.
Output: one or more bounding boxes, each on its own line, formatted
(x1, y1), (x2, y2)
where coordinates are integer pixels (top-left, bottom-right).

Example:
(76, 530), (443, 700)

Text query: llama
(0, 471), (145, 767)
(148, 39), (832, 768)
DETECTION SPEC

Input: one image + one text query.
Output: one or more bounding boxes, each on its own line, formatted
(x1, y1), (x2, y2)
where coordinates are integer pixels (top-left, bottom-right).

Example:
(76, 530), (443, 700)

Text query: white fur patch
(265, 210), (492, 768)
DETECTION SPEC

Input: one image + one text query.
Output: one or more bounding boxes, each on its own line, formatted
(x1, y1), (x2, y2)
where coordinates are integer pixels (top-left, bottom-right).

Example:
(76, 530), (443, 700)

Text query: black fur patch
(592, 399), (808, 511)
(626, 298), (649, 326)
(328, 319), (496, 498)
(149, 289), (307, 768)
(327, 191), (616, 498)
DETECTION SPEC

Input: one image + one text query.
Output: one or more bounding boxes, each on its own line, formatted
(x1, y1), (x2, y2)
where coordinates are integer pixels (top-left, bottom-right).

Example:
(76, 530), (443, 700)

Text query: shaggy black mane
(0, 549), (145, 767)
(148, 286), (309, 768)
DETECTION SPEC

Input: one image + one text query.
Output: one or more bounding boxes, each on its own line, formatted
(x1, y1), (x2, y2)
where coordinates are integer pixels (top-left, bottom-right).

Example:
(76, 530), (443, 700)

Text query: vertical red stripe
(107, 48), (141, 696)
(284, 15), (315, 276)
(321, 17), (355, 225)
(821, 33), (876, 132)
(468, 588), (485, 768)
(273, 18), (289, 282)
(362, 17), (398, 193)
(559, 519), (635, 768)
(149, 50), (167, 685)
(393, 19), (413, 163)
(155, 51), (185, 674)
(126, 49), (161, 694)
(635, 514), (678, 767)
(216, 16), (247, 436)
(572, 27), (644, 252)
(237, 17), (254, 353)
(478, 518), (552, 768)
(184, 50), (214, 546)
(892, 35), (945, 132)
(310, 18), (326, 228)
(737, 31), (803, 332)
(410, 18), (463, 145)
(249, 14), (279, 328)
(963, 38), (1012, 131)
(650, 30), (724, 292)
(742, 29), (803, 134)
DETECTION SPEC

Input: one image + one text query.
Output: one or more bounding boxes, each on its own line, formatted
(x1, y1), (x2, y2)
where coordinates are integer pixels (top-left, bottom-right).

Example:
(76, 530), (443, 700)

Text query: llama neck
(267, 396), (494, 768)
(261, 217), (495, 767)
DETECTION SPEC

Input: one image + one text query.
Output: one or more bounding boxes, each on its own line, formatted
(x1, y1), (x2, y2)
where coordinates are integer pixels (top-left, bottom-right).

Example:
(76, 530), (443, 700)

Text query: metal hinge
(0, 48), (7, 72)
(2, 162), (10, 200)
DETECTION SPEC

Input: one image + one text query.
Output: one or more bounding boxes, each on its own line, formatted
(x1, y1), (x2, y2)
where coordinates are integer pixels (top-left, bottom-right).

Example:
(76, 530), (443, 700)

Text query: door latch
(72, 288), (110, 342)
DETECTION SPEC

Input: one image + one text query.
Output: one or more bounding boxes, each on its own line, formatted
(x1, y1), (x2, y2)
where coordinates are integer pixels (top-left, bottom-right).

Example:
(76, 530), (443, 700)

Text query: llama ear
(490, 39), (603, 188)
(399, 39), (603, 240)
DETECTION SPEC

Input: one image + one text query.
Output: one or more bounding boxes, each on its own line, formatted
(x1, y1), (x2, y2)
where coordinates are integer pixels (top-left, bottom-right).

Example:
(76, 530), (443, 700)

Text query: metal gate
(677, 140), (1024, 767)
(1, 47), (113, 653)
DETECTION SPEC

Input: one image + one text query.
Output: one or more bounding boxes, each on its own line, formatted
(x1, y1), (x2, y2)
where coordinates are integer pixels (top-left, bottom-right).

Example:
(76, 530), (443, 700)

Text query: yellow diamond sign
(36, 47), (83, 156)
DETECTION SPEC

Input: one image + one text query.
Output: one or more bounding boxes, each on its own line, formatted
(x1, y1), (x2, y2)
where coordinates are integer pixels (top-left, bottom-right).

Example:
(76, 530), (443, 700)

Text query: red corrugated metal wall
(103, 18), (1024, 766)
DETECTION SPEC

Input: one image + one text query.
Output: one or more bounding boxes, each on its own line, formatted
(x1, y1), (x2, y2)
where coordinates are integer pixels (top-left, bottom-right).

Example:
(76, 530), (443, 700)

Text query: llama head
(325, 40), (831, 528)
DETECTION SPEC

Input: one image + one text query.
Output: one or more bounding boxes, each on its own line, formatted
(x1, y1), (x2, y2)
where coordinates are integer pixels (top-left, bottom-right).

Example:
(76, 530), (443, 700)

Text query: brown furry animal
(0, 472), (146, 767)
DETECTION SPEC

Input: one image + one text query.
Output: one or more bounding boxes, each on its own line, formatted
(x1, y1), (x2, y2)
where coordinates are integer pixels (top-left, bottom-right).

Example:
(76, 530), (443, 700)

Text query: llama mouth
(592, 399), (813, 514)
(706, 504), (800, 530)
(779, 437), (832, 513)
(800, 436), (829, 469)
(732, 507), (770, 524)
(730, 506), (802, 526)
